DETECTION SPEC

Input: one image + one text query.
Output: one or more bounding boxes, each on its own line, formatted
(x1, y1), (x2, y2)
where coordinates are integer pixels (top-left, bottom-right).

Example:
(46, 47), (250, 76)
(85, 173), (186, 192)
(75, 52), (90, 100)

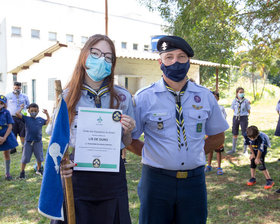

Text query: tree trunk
(260, 72), (267, 100)
(252, 72), (256, 101)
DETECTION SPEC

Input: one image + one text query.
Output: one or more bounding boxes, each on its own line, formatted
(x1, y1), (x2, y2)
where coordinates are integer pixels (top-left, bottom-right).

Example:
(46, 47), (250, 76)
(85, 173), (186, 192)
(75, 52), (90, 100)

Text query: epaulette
(114, 85), (129, 92)
(192, 82), (208, 90)
(135, 83), (155, 96)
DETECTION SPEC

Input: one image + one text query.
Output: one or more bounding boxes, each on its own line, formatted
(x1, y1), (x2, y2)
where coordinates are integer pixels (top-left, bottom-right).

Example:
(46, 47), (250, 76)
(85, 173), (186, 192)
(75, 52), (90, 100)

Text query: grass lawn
(0, 96), (280, 224)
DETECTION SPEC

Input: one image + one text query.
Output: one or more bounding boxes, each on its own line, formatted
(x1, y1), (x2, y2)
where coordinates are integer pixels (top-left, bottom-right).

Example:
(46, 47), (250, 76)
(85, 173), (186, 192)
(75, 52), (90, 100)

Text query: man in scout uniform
(6, 82), (30, 153)
(127, 35), (229, 224)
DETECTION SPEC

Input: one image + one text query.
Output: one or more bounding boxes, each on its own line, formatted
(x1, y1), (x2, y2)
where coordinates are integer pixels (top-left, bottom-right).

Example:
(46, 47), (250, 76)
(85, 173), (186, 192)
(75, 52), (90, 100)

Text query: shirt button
(181, 162), (184, 165)
(181, 143), (184, 146)
(198, 116), (201, 119)
(89, 96), (93, 99)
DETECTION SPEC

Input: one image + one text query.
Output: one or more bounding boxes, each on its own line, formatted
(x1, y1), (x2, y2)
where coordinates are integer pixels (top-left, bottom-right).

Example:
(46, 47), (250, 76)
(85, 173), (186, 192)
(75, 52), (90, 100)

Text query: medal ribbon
(82, 83), (109, 108)
(164, 80), (188, 150)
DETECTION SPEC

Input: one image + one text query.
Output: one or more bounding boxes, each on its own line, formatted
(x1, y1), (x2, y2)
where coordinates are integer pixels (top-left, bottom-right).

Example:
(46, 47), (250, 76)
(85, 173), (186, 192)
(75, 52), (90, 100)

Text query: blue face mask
(30, 112), (37, 117)
(160, 61), (190, 82)
(85, 56), (112, 82)
(238, 93), (245, 98)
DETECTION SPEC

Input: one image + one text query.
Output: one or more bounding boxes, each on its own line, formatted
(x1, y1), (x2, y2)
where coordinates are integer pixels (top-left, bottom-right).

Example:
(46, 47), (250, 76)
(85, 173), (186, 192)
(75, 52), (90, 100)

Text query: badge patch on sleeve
(196, 123), (202, 132)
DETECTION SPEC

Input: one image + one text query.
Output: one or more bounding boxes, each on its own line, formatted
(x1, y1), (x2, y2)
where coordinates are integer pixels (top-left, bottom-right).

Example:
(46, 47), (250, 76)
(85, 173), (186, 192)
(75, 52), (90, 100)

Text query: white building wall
(0, 18), (8, 94)
(0, 0), (167, 95)
(16, 46), (80, 114)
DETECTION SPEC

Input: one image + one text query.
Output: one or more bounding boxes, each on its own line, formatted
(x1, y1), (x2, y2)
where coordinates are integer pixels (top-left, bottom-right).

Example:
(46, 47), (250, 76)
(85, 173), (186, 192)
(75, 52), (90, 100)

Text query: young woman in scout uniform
(52, 34), (135, 224)
(227, 87), (251, 155)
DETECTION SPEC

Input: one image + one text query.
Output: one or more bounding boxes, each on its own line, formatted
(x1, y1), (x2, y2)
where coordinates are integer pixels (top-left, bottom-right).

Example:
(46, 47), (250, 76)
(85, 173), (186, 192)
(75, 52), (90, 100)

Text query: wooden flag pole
(54, 80), (76, 224)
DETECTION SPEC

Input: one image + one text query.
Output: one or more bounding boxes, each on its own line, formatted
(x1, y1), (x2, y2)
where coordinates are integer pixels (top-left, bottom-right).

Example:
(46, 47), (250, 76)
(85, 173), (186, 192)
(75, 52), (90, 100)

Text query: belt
(144, 164), (204, 179)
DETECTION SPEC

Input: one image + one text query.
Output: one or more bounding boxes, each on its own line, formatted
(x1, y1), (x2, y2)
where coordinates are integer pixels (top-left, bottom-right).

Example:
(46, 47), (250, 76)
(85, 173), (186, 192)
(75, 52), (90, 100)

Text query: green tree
(139, 0), (242, 87)
(236, 35), (280, 101)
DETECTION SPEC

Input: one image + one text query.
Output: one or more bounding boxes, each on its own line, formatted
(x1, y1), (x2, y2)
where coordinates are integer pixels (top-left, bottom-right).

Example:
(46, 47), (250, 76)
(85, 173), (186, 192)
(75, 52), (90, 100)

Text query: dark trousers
(138, 165), (207, 224)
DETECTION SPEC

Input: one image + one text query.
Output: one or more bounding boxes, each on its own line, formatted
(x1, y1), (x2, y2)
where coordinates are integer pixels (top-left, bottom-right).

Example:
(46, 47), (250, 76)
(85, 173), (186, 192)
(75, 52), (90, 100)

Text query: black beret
(157, 35), (194, 57)
(14, 81), (21, 86)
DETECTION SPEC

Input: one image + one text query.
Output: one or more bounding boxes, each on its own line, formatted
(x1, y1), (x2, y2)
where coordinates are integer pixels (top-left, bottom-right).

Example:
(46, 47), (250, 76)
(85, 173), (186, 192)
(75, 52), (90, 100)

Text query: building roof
(9, 42), (237, 75)
(9, 42), (67, 75)
(117, 50), (237, 68)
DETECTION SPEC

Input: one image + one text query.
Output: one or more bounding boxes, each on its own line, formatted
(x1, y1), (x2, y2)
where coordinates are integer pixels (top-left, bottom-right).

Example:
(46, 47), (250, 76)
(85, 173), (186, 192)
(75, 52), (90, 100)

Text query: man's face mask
(160, 61), (190, 82)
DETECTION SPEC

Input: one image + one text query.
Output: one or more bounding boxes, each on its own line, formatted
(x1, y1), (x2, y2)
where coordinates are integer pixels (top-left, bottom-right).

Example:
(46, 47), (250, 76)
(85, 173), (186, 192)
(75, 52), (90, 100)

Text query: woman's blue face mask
(238, 93), (245, 98)
(85, 55), (112, 82)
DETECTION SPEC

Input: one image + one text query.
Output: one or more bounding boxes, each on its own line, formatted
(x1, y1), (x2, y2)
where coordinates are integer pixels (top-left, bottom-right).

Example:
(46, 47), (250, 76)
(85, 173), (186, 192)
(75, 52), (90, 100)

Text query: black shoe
(36, 167), (43, 176)
(275, 188), (280, 194)
(5, 174), (12, 181)
(19, 171), (25, 179)
(10, 148), (17, 154)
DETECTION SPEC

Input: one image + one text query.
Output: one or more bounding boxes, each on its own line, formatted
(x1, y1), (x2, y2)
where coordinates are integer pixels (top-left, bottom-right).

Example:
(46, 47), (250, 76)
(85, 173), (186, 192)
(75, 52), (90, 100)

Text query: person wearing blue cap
(0, 95), (18, 180)
(127, 35), (229, 223)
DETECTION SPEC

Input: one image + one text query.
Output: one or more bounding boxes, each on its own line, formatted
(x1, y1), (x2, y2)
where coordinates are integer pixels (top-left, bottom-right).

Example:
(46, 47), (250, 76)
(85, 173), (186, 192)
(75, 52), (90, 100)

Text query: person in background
(227, 87), (250, 155)
(245, 125), (274, 189)
(274, 99), (280, 193)
(205, 91), (227, 175)
(0, 95), (18, 180)
(127, 35), (229, 224)
(16, 103), (49, 179)
(6, 81), (30, 154)
(53, 34), (135, 224)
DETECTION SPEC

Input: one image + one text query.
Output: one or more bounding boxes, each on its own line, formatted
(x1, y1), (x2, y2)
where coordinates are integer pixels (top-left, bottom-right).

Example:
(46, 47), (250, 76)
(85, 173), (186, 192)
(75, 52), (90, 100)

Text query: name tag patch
(196, 123), (202, 132)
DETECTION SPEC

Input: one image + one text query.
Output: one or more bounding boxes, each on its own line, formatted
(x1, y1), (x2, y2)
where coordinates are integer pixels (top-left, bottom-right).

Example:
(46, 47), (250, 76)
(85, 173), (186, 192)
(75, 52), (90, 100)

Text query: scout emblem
(112, 111), (122, 122)
(194, 95), (201, 103)
(162, 42), (167, 50)
(157, 121), (164, 130)
(196, 123), (202, 132)
(192, 105), (203, 110)
(93, 158), (101, 168)
(118, 93), (126, 102)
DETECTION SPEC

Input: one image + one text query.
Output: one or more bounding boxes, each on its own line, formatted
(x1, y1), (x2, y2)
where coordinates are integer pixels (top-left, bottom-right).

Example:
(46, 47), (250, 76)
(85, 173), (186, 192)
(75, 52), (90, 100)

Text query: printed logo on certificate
(74, 107), (122, 172)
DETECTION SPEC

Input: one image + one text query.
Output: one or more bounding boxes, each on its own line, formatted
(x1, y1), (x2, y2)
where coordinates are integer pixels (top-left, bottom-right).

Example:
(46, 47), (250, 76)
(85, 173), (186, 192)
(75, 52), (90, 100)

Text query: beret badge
(161, 42), (167, 51)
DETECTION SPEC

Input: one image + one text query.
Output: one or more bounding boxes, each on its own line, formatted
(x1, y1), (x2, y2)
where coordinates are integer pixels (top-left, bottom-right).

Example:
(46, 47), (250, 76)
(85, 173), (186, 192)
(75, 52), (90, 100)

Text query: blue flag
(38, 97), (70, 221)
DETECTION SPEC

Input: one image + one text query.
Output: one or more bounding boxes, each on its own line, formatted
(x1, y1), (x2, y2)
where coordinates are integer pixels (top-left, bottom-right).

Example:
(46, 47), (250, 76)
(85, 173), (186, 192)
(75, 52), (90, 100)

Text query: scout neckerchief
(164, 80), (188, 150)
(236, 97), (245, 120)
(82, 81), (109, 108)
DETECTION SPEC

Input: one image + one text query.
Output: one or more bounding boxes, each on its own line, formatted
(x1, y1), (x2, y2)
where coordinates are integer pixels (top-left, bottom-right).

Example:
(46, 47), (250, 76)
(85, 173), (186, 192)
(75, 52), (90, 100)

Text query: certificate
(74, 107), (122, 172)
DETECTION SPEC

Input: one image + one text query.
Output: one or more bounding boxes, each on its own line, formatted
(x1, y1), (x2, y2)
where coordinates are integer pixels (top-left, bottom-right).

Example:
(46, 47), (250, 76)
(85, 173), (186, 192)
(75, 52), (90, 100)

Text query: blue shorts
(21, 141), (44, 164)
(232, 115), (248, 136)
(12, 116), (25, 138)
(138, 165), (207, 224)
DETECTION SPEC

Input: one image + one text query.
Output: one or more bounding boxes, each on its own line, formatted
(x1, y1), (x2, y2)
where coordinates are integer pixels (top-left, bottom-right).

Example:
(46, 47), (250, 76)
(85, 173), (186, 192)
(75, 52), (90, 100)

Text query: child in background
(274, 99), (280, 193)
(16, 103), (49, 179)
(0, 95), (18, 180)
(245, 125), (274, 189)
(205, 91), (227, 175)
(227, 87), (251, 155)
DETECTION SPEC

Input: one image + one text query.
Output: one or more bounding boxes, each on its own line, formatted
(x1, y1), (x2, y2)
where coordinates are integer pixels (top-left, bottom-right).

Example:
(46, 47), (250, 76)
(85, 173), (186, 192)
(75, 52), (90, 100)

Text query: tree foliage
(138, 0), (280, 91)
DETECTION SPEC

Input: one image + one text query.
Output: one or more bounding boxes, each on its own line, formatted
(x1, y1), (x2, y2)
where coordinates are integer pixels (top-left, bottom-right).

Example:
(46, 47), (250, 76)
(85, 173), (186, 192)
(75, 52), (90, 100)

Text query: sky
(0, 0), (166, 26)
(44, 0), (165, 24)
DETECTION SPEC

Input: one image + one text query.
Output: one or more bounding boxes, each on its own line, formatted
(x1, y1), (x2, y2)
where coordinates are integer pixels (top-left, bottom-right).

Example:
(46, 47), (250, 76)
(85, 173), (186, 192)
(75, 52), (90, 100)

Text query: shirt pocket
(146, 112), (172, 137)
(186, 110), (208, 139)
